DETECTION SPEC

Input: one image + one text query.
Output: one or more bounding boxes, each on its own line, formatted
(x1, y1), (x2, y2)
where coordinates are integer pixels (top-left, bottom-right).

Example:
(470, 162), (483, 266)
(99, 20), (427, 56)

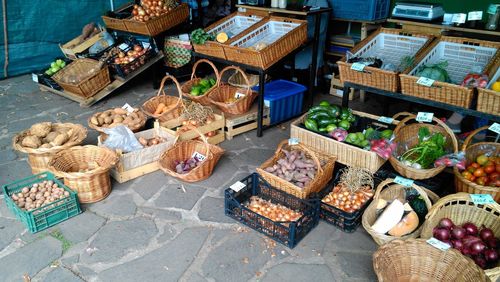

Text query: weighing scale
(392, 2), (445, 21)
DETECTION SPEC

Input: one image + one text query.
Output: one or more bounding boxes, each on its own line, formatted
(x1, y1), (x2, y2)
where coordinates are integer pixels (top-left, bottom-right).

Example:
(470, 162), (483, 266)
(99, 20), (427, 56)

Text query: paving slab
(133, 171), (167, 200)
(193, 156), (240, 189)
(139, 207), (182, 221)
(291, 221), (341, 258)
(262, 263), (336, 282)
(0, 217), (25, 250)
(154, 184), (205, 210)
(334, 251), (377, 280)
(0, 160), (34, 188)
(231, 148), (276, 168)
(43, 267), (84, 282)
(197, 197), (233, 223)
(56, 211), (106, 244)
(0, 149), (18, 163)
(87, 193), (137, 218)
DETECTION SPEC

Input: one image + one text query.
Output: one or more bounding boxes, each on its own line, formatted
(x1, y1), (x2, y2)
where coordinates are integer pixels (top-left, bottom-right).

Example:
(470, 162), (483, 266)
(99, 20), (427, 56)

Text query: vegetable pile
(10, 180), (70, 212)
(20, 122), (75, 149)
(89, 108), (144, 129)
(433, 218), (499, 270)
(304, 101), (355, 134)
(112, 44), (148, 65)
(189, 78), (216, 96)
(190, 29), (215, 45)
(153, 102), (176, 115)
(138, 136), (164, 147)
(175, 156), (203, 174)
(460, 154), (500, 187)
(246, 196), (302, 222)
(131, 0), (178, 22)
(416, 61), (451, 83)
(399, 127), (447, 169)
(372, 199), (421, 237)
(45, 59), (66, 76)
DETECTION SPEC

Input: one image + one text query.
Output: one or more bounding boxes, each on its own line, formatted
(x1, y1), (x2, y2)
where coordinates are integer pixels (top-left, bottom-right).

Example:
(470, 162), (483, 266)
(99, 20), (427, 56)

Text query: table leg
(307, 13), (322, 109)
(257, 71), (265, 137)
(342, 85), (349, 107)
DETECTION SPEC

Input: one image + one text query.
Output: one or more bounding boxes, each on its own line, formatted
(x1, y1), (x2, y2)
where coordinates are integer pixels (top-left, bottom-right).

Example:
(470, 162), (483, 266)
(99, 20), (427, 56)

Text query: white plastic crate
(208, 15), (262, 37)
(230, 20), (301, 48)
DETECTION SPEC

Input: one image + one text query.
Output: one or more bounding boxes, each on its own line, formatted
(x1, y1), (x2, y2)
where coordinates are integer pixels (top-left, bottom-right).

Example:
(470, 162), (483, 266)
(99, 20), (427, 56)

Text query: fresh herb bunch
(400, 127), (446, 169)
(190, 29), (215, 45)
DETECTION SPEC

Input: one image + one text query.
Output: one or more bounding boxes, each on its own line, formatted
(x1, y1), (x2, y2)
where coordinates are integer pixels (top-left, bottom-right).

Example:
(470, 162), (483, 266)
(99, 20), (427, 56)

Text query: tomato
(462, 171), (473, 181)
(476, 154), (489, 166)
(470, 175), (476, 182)
(485, 160), (494, 167)
(490, 172), (499, 182)
(484, 165), (495, 174)
(473, 168), (486, 177)
(471, 162), (480, 169)
(467, 166), (476, 173)
(496, 164), (500, 173)
(476, 176), (488, 186)
(494, 179), (500, 187)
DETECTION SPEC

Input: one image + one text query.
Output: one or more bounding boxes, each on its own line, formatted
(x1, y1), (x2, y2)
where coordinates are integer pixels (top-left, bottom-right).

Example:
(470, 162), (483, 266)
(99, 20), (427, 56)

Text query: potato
(97, 116), (104, 125)
(30, 122), (52, 138)
(43, 131), (59, 143)
(123, 116), (133, 124)
(130, 112), (139, 119)
(39, 143), (52, 149)
(50, 133), (69, 146)
(114, 108), (128, 115)
(104, 116), (113, 124)
(113, 116), (124, 123)
(22, 135), (41, 149)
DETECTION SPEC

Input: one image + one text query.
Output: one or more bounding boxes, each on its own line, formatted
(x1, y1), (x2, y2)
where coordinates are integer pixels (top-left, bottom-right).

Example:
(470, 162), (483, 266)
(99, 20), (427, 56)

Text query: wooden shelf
(387, 18), (500, 38)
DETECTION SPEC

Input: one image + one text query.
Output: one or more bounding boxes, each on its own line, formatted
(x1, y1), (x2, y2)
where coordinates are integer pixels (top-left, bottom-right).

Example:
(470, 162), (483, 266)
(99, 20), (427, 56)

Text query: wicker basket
(209, 66), (258, 115)
(389, 112), (458, 180)
(228, 70), (264, 88)
(142, 75), (185, 122)
(362, 178), (439, 246)
(223, 17), (307, 70)
(122, 3), (189, 36)
(88, 108), (147, 134)
(256, 140), (337, 199)
(454, 126), (500, 203)
(48, 145), (118, 203)
(180, 59), (220, 106)
(373, 239), (490, 282)
(400, 36), (500, 108)
(12, 123), (88, 174)
(477, 64), (500, 115)
(420, 193), (500, 281)
(158, 129), (224, 182)
(338, 28), (434, 92)
(52, 58), (111, 98)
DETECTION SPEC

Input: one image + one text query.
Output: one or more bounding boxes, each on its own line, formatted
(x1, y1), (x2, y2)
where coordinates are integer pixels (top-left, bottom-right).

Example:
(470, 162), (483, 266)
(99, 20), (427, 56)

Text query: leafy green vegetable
(416, 61), (451, 83)
(190, 29), (215, 45)
(400, 127), (446, 169)
(397, 55), (415, 72)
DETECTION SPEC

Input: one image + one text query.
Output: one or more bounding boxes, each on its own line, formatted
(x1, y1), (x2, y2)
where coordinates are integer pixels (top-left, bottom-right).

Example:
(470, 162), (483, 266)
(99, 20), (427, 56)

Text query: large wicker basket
(389, 112), (458, 180)
(420, 193), (500, 281)
(52, 58), (111, 98)
(256, 140), (337, 199)
(454, 126), (500, 202)
(48, 145), (118, 203)
(158, 130), (224, 182)
(123, 3), (189, 36)
(362, 178), (439, 246)
(88, 108), (147, 134)
(477, 64), (500, 115)
(12, 123), (88, 174)
(373, 239), (490, 282)
(142, 75), (184, 122)
(180, 59), (220, 106)
(209, 66), (258, 115)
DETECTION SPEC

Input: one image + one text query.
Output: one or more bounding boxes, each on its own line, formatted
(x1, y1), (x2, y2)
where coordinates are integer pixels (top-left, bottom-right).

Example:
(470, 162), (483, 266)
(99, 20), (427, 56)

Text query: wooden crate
(224, 103), (270, 140)
(329, 75), (358, 100)
(160, 113), (225, 145)
(59, 28), (106, 59)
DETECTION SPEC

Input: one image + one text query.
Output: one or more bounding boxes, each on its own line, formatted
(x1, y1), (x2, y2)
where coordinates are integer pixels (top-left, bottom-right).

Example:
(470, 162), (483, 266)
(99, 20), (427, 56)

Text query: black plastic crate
(224, 173), (320, 248)
(107, 36), (158, 79)
(32, 57), (72, 91)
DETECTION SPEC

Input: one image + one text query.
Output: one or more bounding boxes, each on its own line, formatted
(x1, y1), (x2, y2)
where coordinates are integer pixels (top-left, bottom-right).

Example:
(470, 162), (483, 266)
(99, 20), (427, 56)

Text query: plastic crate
(224, 173), (320, 248)
(252, 80), (306, 125)
(107, 36), (158, 78)
(330, 0), (390, 21)
(2, 172), (82, 233)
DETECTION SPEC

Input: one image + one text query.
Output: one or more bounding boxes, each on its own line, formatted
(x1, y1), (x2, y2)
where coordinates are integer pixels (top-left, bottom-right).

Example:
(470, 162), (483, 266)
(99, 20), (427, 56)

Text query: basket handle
(275, 139), (324, 175)
(155, 74), (188, 113)
(373, 178), (432, 210)
(424, 192), (500, 221)
(193, 128), (212, 161)
(462, 125), (494, 150)
(191, 59), (220, 82)
(391, 112), (414, 122)
(218, 66), (252, 96)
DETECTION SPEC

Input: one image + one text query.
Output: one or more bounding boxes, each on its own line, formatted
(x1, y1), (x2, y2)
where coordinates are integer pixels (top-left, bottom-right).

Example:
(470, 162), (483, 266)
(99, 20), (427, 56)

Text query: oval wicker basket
(389, 112), (458, 180)
(453, 126), (500, 202)
(373, 239), (490, 282)
(142, 75), (185, 122)
(48, 145), (118, 203)
(362, 178), (440, 246)
(209, 66), (258, 115)
(12, 123), (88, 174)
(420, 193), (500, 281)
(180, 59), (220, 106)
(158, 130), (224, 182)
(88, 108), (147, 134)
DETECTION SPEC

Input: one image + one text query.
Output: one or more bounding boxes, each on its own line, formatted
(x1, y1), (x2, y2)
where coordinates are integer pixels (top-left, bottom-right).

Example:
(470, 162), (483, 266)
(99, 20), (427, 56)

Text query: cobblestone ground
(0, 75), (385, 282)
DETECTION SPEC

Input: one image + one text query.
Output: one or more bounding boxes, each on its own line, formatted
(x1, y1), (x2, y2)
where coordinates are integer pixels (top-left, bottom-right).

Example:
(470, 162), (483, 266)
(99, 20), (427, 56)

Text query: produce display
(89, 108), (144, 129)
(492, 80), (500, 92)
(432, 218), (499, 270)
(138, 136), (164, 147)
(45, 59), (66, 76)
(216, 32), (230, 44)
(10, 180), (70, 212)
(460, 154), (500, 187)
(398, 127), (447, 169)
(188, 78), (216, 96)
(153, 102), (176, 115)
(175, 156), (203, 174)
(461, 73), (489, 88)
(190, 29), (215, 45)
(57, 61), (105, 85)
(20, 122), (75, 149)
(175, 101), (217, 137)
(131, 0), (178, 22)
(304, 101), (355, 133)
(112, 44), (149, 65)
(245, 196), (302, 222)
(416, 61), (451, 83)
(347, 55), (414, 72)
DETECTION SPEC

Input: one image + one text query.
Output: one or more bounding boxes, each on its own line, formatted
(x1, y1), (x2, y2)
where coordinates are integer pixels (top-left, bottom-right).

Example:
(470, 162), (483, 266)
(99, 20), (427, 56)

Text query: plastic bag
(370, 138), (397, 160)
(102, 125), (143, 153)
(89, 31), (115, 54)
(434, 152), (466, 169)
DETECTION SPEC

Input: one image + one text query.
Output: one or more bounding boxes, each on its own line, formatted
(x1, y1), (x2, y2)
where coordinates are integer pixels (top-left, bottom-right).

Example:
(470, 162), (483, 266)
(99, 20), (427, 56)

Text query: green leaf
(418, 127), (430, 142)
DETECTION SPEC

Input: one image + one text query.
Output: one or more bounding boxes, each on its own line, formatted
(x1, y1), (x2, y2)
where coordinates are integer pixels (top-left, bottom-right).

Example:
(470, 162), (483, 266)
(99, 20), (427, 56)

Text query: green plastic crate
(2, 172), (82, 233)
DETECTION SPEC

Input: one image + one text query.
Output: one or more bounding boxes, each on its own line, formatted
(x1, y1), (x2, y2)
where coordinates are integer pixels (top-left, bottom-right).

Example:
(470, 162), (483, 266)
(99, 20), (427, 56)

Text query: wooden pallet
(38, 52), (164, 107)
(224, 104), (270, 140)
(159, 113), (225, 145)
(111, 161), (160, 183)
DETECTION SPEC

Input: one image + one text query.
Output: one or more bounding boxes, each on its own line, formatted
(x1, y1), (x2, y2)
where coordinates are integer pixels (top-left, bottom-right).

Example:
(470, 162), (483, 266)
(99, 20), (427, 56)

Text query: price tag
(470, 194), (495, 205)
(191, 151), (206, 162)
(350, 62), (366, 72)
(488, 123), (500, 135)
(416, 112), (434, 123)
(468, 11), (483, 21)
(377, 116), (394, 124)
(394, 176), (414, 187)
(230, 181), (246, 192)
(488, 4), (500, 15)
(416, 77), (435, 87)
(32, 73), (39, 83)
(452, 13), (467, 24)
(427, 238), (451, 251)
(122, 103), (135, 114)
(288, 138), (299, 145)
(234, 92), (246, 99)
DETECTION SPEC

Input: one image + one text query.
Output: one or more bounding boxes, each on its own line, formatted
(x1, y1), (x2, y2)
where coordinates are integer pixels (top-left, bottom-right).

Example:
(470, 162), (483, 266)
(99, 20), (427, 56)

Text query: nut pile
(245, 196), (302, 222)
(10, 180), (70, 212)
(90, 108), (143, 128)
(20, 122), (75, 149)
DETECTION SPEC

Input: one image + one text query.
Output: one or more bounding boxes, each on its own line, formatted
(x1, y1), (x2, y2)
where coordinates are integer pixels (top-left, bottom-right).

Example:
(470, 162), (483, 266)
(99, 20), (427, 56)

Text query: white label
(122, 103), (135, 113)
(230, 181), (246, 192)
(470, 194), (495, 205)
(32, 73), (39, 83)
(488, 4), (499, 14)
(417, 77), (435, 87)
(118, 43), (129, 50)
(394, 176), (414, 187)
(488, 123), (500, 135)
(416, 112), (434, 123)
(288, 138), (299, 145)
(191, 151), (206, 162)
(452, 13), (467, 24)
(427, 238), (451, 251)
(377, 116), (394, 124)
(468, 11), (483, 21)
(350, 63), (366, 72)
(235, 92), (246, 99)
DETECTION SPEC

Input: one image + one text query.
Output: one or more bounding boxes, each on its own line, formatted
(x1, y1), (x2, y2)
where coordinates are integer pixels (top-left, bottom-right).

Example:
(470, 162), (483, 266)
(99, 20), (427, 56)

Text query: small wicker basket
(48, 145), (118, 203)
(389, 112), (458, 180)
(373, 239), (490, 282)
(209, 66), (258, 115)
(180, 59), (220, 106)
(12, 123), (88, 174)
(158, 129), (224, 182)
(142, 75), (185, 122)
(362, 178), (439, 246)
(420, 193), (500, 281)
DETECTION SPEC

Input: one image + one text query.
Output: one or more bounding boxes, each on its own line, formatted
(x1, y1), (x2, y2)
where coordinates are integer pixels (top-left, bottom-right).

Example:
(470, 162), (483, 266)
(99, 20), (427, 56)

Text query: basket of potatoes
(88, 107), (147, 135)
(12, 122), (88, 174)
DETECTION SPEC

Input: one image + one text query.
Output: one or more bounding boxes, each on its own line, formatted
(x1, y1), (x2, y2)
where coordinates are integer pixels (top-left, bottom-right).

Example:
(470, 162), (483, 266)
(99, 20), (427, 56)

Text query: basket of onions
(420, 193), (500, 281)
(108, 40), (153, 78)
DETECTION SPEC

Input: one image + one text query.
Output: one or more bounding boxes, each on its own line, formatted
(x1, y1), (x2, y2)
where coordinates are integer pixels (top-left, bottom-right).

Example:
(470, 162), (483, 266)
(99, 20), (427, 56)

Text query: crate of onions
(224, 173), (320, 248)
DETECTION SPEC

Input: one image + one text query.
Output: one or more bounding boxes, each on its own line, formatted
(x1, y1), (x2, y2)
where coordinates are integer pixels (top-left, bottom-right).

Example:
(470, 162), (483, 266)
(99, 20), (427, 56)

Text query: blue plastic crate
(224, 173), (320, 248)
(330, 0), (390, 21)
(253, 80), (306, 125)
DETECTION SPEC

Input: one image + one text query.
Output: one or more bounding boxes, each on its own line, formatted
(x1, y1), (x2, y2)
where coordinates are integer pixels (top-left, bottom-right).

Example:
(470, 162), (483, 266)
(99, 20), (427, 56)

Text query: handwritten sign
(427, 238), (451, 251)
(488, 123), (500, 135)
(378, 116), (394, 124)
(470, 194), (495, 205)
(351, 63), (366, 72)
(416, 112), (434, 123)
(288, 138), (299, 145)
(191, 151), (206, 162)
(394, 176), (414, 187)
(230, 181), (246, 192)
(122, 103), (135, 114)
(417, 77), (435, 87)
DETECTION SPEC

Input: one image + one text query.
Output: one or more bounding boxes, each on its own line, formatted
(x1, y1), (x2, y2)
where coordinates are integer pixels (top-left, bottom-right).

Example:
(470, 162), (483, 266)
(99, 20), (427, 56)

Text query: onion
(484, 249), (499, 263)
(479, 227), (494, 242)
(470, 241), (487, 255)
(134, 45), (143, 52)
(438, 218), (454, 230)
(473, 256), (487, 269)
(433, 227), (451, 242)
(462, 235), (483, 249)
(451, 226), (466, 239)
(463, 222), (479, 236)
(486, 238), (498, 249)
(451, 239), (464, 250)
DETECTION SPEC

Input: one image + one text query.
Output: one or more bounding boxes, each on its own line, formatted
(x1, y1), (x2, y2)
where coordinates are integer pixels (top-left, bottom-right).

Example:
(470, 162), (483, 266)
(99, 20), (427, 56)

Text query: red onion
(473, 256), (487, 269)
(438, 218), (454, 230)
(462, 235), (482, 249)
(479, 227), (494, 242)
(461, 247), (471, 256)
(451, 226), (466, 239)
(486, 238), (498, 249)
(470, 241), (487, 255)
(463, 222), (478, 236)
(451, 239), (464, 250)
(433, 227), (451, 242)
(484, 249), (499, 263)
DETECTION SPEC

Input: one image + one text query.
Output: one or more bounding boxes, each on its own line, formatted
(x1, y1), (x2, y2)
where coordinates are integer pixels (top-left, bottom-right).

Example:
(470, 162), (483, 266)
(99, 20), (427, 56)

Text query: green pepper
(304, 118), (319, 132)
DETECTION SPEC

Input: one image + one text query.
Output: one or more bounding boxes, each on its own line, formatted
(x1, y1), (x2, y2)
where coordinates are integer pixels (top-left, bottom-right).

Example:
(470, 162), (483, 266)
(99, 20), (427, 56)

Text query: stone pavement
(0, 75), (383, 282)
